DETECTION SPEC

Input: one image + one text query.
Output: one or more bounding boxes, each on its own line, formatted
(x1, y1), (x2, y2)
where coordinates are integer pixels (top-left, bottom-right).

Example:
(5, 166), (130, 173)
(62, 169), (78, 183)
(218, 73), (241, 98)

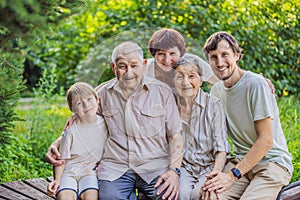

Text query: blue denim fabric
(99, 170), (165, 200)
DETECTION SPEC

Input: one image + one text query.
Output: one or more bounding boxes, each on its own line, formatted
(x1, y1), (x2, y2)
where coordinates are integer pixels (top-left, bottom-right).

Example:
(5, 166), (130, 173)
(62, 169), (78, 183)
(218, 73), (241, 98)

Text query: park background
(0, 0), (299, 184)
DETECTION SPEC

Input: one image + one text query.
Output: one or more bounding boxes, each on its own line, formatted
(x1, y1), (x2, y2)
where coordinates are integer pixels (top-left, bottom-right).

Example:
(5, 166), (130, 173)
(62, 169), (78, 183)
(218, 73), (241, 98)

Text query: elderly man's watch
(231, 167), (242, 179)
(171, 168), (181, 177)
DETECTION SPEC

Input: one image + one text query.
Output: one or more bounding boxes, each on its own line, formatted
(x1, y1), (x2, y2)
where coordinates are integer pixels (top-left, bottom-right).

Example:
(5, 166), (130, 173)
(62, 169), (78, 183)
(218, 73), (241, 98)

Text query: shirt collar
(194, 88), (207, 108)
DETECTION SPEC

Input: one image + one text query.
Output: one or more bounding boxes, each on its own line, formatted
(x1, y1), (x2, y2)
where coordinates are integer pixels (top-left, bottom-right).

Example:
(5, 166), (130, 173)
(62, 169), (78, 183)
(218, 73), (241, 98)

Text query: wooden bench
(0, 177), (55, 200)
(0, 178), (299, 200)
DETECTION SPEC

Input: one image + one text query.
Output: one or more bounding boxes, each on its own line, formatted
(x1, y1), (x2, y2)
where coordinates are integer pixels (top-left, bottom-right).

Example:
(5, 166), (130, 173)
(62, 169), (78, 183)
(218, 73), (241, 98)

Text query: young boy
(47, 82), (107, 200)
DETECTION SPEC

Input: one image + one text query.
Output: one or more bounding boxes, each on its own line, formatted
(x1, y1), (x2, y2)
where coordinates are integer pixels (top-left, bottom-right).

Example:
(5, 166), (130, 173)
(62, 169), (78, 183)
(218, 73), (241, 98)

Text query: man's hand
(45, 136), (64, 166)
(155, 170), (180, 200)
(201, 171), (236, 195)
(259, 73), (275, 95)
(63, 114), (78, 130)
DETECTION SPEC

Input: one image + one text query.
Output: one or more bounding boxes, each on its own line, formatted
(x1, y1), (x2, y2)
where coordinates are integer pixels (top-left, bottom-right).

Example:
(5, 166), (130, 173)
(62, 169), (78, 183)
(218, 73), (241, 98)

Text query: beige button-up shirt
(96, 76), (182, 184)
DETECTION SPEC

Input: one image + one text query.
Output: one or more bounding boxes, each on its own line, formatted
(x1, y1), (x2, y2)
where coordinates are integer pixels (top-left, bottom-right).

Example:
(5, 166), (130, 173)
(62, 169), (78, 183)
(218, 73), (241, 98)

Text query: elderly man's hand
(45, 138), (64, 166)
(155, 170), (180, 200)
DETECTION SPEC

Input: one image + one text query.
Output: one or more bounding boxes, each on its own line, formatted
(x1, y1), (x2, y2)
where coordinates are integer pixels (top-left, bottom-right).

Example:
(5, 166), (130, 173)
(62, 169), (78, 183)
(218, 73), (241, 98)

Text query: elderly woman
(173, 54), (230, 200)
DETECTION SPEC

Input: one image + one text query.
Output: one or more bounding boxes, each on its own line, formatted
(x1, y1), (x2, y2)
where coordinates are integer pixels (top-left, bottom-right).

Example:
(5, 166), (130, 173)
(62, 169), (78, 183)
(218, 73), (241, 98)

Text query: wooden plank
(46, 177), (53, 182)
(0, 185), (30, 199)
(2, 180), (53, 200)
(280, 185), (300, 200)
(24, 178), (54, 197)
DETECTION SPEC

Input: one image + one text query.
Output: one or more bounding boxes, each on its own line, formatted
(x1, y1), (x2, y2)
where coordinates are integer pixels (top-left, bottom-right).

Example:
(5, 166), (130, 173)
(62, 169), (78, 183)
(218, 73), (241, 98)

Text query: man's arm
(155, 132), (184, 200)
(212, 151), (227, 172)
(202, 118), (273, 193)
(45, 136), (64, 166)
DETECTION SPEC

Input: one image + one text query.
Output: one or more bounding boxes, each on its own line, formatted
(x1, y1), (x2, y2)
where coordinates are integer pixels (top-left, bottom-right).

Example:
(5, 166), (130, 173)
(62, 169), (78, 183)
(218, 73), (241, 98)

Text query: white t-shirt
(60, 115), (108, 177)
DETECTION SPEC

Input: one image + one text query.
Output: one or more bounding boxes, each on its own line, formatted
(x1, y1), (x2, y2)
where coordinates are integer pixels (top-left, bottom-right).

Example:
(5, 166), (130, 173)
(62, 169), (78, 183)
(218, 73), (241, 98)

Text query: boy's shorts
(57, 174), (99, 197)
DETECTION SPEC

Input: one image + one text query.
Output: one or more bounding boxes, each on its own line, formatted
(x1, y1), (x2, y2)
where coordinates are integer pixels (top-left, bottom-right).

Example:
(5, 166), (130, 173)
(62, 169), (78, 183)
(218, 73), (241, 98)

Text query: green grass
(0, 98), (71, 183)
(278, 96), (300, 182)
(0, 95), (299, 183)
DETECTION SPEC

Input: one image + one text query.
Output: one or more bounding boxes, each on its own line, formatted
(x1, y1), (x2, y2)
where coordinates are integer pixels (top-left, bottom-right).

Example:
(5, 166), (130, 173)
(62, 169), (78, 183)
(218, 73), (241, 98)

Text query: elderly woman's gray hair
(174, 53), (204, 77)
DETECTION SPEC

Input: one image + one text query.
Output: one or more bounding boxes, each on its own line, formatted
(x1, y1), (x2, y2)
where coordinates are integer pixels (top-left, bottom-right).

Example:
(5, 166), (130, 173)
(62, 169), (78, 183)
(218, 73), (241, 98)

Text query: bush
(0, 101), (71, 183)
(24, 0), (299, 97)
(0, 0), (86, 146)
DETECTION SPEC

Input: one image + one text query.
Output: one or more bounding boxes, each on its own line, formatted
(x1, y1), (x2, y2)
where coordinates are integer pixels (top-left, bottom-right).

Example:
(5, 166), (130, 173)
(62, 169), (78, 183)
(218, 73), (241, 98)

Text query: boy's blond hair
(67, 82), (97, 112)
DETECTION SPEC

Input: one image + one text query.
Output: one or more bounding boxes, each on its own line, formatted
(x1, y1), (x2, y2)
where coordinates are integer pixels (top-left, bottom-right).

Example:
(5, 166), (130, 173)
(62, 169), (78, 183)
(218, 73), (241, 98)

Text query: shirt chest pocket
(102, 109), (124, 137)
(139, 106), (166, 137)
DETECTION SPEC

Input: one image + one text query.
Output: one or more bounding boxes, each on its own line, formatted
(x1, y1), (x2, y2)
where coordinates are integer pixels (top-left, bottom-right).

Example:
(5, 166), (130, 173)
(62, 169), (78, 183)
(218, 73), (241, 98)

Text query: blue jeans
(99, 170), (165, 200)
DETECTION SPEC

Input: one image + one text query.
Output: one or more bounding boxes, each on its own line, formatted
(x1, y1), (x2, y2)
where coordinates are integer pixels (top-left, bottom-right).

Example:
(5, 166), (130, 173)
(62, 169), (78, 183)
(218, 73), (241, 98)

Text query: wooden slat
(1, 177), (299, 200)
(0, 185), (30, 199)
(46, 177), (53, 182)
(24, 178), (54, 197)
(280, 185), (300, 200)
(2, 180), (53, 200)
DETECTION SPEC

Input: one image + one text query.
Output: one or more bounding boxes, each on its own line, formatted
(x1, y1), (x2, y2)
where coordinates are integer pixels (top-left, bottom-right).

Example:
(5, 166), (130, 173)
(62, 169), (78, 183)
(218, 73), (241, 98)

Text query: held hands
(200, 171), (237, 200)
(155, 170), (180, 200)
(47, 180), (60, 196)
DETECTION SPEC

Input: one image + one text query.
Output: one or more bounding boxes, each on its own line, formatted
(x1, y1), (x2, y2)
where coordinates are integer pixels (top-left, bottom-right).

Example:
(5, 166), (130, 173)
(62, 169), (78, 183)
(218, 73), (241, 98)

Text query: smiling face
(73, 94), (99, 123)
(174, 63), (202, 99)
(154, 46), (181, 72)
(112, 51), (146, 92)
(207, 40), (240, 81)
(67, 82), (99, 124)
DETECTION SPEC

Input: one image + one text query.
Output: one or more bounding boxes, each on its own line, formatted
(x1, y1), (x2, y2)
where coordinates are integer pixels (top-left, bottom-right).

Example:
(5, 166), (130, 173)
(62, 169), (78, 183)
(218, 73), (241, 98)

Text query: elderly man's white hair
(111, 41), (144, 65)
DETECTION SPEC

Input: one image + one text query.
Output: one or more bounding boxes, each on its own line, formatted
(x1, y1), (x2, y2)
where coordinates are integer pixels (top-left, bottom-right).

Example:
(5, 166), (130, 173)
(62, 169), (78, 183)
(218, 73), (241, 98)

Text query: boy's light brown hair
(67, 82), (97, 112)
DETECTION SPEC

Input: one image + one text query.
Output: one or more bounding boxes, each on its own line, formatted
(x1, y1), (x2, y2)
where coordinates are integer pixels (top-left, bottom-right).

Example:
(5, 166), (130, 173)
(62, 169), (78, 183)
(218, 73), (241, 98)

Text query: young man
(201, 31), (293, 200)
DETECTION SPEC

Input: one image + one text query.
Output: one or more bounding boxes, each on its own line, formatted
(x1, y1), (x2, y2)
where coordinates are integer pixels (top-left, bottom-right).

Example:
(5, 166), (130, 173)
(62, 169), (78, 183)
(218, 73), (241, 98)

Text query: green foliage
(0, 52), (25, 145)
(278, 96), (300, 182)
(0, 102), (71, 183)
(0, 0), (85, 146)
(0, 55), (70, 183)
(26, 0), (299, 96)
